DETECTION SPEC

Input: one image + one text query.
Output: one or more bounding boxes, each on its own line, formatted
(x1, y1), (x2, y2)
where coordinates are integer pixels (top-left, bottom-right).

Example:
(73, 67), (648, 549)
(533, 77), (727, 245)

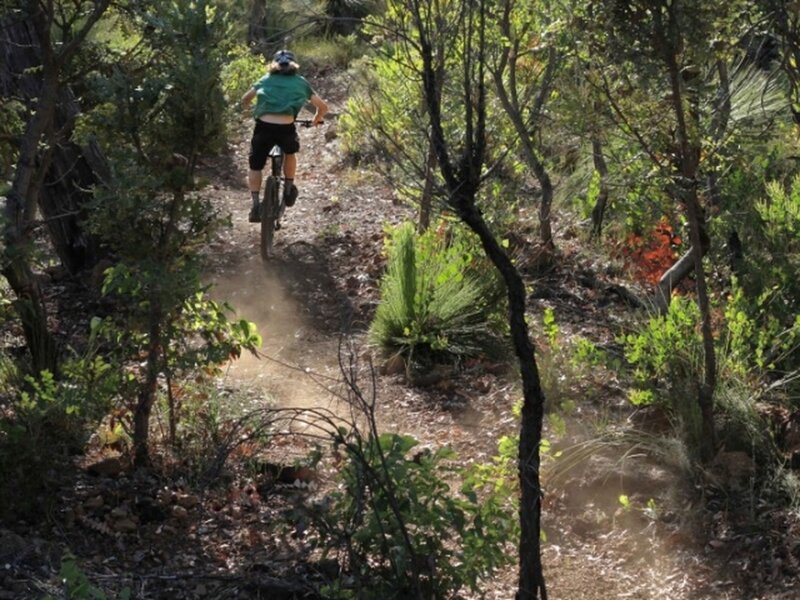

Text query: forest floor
(2, 73), (799, 599)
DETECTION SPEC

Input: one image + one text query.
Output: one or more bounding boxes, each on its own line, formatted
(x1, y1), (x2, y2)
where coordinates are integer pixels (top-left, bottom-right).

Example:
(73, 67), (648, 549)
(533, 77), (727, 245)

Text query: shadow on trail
(267, 239), (361, 335)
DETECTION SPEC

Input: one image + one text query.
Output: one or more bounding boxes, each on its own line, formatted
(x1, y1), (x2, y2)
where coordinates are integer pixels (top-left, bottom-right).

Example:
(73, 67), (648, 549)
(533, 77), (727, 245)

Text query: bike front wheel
(260, 176), (279, 261)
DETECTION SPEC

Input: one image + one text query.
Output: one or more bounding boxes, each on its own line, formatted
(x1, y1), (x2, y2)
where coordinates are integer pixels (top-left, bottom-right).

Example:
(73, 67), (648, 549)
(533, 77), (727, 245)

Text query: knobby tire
(260, 176), (279, 261)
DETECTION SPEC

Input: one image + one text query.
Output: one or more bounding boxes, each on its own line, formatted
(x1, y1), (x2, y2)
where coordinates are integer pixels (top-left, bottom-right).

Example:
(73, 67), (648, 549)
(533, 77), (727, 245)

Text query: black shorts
(248, 121), (300, 170)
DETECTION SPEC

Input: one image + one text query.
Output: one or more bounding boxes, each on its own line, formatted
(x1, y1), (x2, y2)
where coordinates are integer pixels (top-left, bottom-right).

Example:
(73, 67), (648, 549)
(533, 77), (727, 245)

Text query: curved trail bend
(199, 82), (746, 599)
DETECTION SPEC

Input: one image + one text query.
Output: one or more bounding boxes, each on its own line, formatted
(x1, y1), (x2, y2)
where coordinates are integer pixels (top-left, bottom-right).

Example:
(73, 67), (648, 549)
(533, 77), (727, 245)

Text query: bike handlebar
(295, 113), (338, 127)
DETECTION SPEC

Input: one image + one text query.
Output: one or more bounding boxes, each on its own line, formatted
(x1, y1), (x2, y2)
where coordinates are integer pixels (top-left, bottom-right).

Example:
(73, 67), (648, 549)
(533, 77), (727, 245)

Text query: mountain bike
(259, 118), (315, 261)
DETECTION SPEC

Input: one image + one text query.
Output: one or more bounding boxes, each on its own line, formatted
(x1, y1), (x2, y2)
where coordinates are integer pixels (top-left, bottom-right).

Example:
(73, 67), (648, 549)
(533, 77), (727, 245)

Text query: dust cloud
(208, 257), (342, 413)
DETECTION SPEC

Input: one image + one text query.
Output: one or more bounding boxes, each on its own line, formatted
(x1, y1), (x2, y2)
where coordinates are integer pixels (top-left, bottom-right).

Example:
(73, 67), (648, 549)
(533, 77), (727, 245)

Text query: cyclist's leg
(278, 127), (301, 207)
(283, 153), (297, 179)
(281, 155), (299, 207)
(248, 169), (263, 194)
(248, 122), (275, 222)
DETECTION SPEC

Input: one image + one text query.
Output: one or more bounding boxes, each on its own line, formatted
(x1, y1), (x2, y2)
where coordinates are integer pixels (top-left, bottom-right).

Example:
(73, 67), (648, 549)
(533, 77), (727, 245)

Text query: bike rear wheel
(260, 176), (279, 260)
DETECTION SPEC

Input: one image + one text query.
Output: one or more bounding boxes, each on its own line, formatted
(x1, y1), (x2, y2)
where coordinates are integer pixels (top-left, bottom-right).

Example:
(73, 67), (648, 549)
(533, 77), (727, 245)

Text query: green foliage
(221, 44), (267, 107)
(73, 0), (247, 462)
(44, 551), (130, 600)
(759, 178), (800, 240)
(623, 288), (795, 460)
(291, 34), (365, 72)
(159, 381), (248, 480)
(570, 337), (608, 369)
(323, 431), (516, 598)
(90, 267), (261, 400)
(624, 297), (703, 387)
(542, 307), (559, 348)
(722, 281), (800, 376)
(0, 99), (24, 183)
(712, 168), (800, 380)
(77, 0), (231, 160)
(0, 351), (117, 520)
(339, 54), (424, 165)
(534, 307), (617, 413)
(622, 298), (705, 448)
(340, 1), (528, 225)
(369, 221), (507, 368)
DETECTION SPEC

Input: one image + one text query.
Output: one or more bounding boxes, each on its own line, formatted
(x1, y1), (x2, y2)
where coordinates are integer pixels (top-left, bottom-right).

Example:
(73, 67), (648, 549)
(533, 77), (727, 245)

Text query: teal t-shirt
(252, 73), (313, 119)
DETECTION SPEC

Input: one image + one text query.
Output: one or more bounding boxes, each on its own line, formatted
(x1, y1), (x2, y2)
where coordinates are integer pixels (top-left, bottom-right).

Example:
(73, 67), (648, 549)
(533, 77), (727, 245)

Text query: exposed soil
(3, 72), (799, 599)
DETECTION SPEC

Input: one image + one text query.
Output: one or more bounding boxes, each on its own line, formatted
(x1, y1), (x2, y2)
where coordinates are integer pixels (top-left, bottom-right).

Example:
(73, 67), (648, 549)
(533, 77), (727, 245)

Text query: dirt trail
(198, 78), (756, 599)
(210, 259), (341, 412)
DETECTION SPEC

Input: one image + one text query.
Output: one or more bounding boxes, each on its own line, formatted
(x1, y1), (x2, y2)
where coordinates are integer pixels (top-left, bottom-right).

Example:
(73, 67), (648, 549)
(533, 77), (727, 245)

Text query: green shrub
(623, 296), (703, 390)
(44, 551), (130, 600)
(339, 54), (423, 166)
(323, 431), (516, 598)
(0, 354), (118, 520)
(369, 221), (507, 369)
(721, 280), (800, 377)
(622, 297), (706, 449)
(622, 290), (795, 464)
(291, 34), (365, 72)
(221, 44), (269, 107)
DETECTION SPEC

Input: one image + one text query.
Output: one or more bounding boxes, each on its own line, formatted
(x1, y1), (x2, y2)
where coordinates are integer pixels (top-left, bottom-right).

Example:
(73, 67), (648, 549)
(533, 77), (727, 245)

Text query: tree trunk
(653, 231), (710, 315)
(590, 135), (609, 238)
(0, 15), (106, 276)
(491, 43), (558, 253)
(684, 191), (717, 460)
(411, 0), (548, 593)
(1, 16), (62, 374)
(134, 300), (163, 467)
(659, 7), (717, 460)
(453, 200), (547, 600)
(40, 138), (107, 273)
(248, 1), (266, 51)
(418, 143), (436, 231)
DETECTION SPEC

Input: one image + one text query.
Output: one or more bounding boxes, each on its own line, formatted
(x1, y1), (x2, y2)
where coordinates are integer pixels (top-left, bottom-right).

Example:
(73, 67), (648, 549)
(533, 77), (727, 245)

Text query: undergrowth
(369, 220), (507, 371)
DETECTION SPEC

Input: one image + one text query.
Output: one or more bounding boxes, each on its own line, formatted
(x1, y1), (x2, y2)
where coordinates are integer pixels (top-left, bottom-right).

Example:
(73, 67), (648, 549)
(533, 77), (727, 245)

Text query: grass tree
(380, 0), (549, 596)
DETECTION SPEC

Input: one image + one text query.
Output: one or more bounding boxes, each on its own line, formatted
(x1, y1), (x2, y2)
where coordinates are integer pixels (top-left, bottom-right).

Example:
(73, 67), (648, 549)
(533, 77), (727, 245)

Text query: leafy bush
(622, 289), (796, 463)
(323, 431), (516, 598)
(291, 34), (365, 72)
(369, 221), (507, 369)
(75, 0), (250, 464)
(339, 54), (423, 166)
(0, 98), (24, 183)
(722, 280), (800, 377)
(739, 175), (800, 375)
(221, 44), (268, 108)
(622, 298), (708, 451)
(624, 297), (702, 390)
(0, 354), (118, 520)
(44, 551), (130, 600)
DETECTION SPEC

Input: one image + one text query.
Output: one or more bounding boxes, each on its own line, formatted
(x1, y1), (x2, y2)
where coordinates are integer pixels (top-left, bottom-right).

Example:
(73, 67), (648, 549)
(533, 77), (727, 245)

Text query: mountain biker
(241, 49), (328, 222)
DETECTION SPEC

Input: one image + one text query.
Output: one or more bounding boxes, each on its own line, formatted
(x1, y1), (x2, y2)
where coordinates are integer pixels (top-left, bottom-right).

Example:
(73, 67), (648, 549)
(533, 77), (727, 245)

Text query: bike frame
(259, 119), (314, 261)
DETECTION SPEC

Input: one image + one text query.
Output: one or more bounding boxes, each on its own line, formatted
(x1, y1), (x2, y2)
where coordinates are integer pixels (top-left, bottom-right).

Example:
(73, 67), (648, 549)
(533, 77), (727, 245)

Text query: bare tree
(490, 0), (560, 253)
(403, 0), (549, 596)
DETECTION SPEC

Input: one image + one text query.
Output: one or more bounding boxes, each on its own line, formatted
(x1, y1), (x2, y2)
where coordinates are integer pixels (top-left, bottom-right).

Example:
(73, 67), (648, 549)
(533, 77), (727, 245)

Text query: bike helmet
(273, 49), (296, 70)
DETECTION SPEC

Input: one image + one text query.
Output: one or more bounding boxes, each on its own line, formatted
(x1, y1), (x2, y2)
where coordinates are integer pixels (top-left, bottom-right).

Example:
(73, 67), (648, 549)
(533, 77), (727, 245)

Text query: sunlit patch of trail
(209, 256), (343, 415)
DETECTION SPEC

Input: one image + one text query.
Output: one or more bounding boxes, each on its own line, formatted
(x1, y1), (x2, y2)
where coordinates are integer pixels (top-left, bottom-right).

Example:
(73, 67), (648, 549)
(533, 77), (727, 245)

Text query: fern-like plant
(369, 221), (507, 368)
